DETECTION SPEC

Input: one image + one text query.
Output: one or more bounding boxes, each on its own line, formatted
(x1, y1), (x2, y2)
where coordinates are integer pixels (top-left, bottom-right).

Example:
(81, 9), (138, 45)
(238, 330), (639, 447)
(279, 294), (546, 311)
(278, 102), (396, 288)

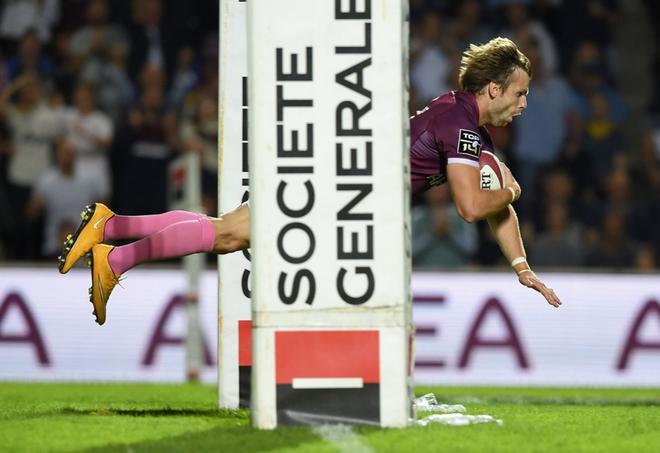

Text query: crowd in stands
(0, 0), (659, 271)
(0, 0), (218, 261)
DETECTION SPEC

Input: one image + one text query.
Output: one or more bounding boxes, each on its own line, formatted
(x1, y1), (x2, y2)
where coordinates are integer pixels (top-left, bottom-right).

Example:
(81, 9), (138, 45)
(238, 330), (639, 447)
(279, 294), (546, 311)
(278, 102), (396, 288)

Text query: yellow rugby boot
(88, 244), (121, 326)
(58, 203), (114, 274)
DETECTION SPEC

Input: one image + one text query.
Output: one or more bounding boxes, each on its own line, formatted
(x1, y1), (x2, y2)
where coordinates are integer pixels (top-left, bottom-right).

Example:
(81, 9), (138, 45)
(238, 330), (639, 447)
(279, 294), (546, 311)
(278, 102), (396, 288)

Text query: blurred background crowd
(0, 0), (659, 271)
(0, 0), (218, 261)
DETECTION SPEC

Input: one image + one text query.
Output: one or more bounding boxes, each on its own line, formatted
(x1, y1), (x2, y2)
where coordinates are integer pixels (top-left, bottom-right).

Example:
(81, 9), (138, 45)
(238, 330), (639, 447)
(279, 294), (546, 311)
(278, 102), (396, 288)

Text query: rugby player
(59, 37), (561, 325)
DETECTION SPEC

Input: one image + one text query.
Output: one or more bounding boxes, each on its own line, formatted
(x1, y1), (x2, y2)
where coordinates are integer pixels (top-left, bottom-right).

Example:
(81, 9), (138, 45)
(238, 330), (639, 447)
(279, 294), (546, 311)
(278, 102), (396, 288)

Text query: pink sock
(108, 217), (216, 275)
(104, 210), (205, 241)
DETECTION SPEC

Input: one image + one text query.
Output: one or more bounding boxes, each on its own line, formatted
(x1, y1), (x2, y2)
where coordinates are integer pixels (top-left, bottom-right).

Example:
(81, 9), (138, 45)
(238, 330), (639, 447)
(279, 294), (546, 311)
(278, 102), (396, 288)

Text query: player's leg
(59, 203), (210, 273)
(88, 203), (250, 325)
(106, 203), (250, 274)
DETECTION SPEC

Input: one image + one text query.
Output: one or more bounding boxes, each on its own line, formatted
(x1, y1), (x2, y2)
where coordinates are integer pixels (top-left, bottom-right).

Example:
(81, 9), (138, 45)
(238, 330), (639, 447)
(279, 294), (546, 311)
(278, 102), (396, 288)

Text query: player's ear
(487, 81), (501, 99)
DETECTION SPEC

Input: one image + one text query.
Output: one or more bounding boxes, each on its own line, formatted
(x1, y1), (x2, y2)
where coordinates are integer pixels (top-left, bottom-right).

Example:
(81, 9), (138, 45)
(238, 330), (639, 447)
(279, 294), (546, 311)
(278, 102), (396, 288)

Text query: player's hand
(518, 270), (562, 308)
(500, 163), (521, 201)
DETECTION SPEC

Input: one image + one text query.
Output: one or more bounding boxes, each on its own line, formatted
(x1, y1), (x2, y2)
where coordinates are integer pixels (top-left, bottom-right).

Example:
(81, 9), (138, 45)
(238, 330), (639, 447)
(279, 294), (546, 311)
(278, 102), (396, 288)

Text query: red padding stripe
(275, 330), (379, 384)
(238, 320), (252, 366)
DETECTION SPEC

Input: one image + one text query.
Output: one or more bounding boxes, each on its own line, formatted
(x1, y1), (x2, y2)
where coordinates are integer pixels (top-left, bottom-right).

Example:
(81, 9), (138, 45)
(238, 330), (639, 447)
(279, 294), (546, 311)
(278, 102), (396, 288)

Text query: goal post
(247, 0), (412, 428)
(218, 0), (252, 409)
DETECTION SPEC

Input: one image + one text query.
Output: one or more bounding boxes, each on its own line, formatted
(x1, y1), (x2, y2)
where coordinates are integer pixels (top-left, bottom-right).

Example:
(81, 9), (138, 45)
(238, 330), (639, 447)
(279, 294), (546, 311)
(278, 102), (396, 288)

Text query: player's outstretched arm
(447, 163), (519, 223)
(487, 205), (562, 308)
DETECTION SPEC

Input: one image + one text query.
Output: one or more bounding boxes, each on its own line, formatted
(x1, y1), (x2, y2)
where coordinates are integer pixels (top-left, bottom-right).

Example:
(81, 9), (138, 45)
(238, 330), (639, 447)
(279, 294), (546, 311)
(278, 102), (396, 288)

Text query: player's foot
(58, 203), (114, 274)
(88, 244), (121, 326)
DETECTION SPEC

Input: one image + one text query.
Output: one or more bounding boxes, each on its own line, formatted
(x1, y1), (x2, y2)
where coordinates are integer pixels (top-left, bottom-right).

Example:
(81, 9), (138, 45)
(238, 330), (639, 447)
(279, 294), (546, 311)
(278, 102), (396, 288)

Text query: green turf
(1, 383), (659, 452)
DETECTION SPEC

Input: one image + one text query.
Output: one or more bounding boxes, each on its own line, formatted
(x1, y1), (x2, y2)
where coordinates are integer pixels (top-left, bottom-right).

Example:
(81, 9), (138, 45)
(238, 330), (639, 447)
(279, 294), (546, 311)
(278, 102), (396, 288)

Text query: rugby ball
(479, 151), (506, 191)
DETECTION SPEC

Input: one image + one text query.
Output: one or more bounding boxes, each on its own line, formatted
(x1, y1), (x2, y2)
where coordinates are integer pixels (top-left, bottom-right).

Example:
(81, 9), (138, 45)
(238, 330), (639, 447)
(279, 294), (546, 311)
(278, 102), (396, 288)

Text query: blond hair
(458, 37), (532, 93)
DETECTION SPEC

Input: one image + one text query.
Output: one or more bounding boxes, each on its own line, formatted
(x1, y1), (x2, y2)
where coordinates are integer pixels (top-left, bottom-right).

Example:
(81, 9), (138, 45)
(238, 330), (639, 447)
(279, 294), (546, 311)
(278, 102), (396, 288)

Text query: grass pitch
(1, 383), (659, 452)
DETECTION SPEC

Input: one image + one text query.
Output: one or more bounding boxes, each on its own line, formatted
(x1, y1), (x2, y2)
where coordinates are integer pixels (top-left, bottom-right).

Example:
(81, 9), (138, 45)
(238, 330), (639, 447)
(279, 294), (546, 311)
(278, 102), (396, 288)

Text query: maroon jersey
(409, 91), (495, 194)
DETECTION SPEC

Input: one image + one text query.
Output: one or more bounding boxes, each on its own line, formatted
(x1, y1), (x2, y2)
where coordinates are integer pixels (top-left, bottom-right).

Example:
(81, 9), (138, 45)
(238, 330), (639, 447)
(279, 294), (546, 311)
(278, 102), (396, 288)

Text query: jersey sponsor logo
(457, 129), (481, 158)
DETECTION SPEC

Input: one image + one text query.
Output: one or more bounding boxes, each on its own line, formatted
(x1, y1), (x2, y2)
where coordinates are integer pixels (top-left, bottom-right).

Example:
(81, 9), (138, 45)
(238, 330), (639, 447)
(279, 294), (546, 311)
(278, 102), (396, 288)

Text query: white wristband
(506, 186), (516, 203)
(517, 269), (533, 276)
(510, 256), (527, 267)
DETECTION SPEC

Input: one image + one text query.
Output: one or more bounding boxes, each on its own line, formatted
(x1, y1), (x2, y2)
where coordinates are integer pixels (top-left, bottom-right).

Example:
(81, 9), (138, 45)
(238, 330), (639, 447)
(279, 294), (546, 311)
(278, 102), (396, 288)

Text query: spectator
(638, 125), (660, 194)
(636, 245), (656, 271)
(580, 92), (625, 189)
(557, 0), (620, 68)
(80, 40), (133, 122)
(181, 58), (217, 120)
(500, 0), (559, 75)
(568, 41), (626, 123)
(67, 0), (129, 77)
(409, 11), (452, 109)
(26, 139), (101, 258)
(412, 184), (478, 267)
(0, 72), (58, 199)
(127, 0), (180, 82)
(137, 61), (166, 97)
(114, 64), (178, 215)
(532, 167), (579, 229)
(179, 95), (217, 214)
(530, 200), (585, 267)
(0, 0), (60, 42)
(0, 72), (58, 258)
(6, 29), (56, 82)
(585, 208), (638, 269)
(57, 81), (113, 199)
(581, 166), (654, 245)
(510, 36), (581, 215)
(168, 46), (198, 109)
(447, 0), (493, 55)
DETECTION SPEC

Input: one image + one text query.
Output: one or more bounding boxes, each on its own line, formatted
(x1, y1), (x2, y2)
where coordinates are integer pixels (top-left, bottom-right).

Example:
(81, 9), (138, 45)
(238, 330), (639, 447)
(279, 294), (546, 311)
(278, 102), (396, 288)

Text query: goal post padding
(247, 0), (412, 428)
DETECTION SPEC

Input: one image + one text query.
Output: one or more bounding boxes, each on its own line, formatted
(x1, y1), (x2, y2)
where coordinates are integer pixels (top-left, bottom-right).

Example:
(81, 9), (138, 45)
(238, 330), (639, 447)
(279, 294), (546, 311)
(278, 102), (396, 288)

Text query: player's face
(491, 68), (530, 126)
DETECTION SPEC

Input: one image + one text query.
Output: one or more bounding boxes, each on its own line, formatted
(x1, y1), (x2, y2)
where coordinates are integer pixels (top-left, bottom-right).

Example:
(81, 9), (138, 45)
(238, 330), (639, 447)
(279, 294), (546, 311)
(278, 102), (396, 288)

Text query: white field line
(313, 424), (373, 453)
(450, 396), (660, 406)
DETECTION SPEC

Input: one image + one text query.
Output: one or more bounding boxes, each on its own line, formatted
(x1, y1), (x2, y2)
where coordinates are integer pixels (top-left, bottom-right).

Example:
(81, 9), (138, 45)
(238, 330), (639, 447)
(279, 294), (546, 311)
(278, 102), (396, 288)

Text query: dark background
(0, 0), (659, 271)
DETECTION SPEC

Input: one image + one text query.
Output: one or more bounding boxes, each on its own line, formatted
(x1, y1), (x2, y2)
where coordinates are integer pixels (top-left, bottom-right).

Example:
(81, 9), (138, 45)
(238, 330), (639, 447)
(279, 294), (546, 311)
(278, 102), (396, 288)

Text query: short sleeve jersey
(409, 91), (495, 194)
